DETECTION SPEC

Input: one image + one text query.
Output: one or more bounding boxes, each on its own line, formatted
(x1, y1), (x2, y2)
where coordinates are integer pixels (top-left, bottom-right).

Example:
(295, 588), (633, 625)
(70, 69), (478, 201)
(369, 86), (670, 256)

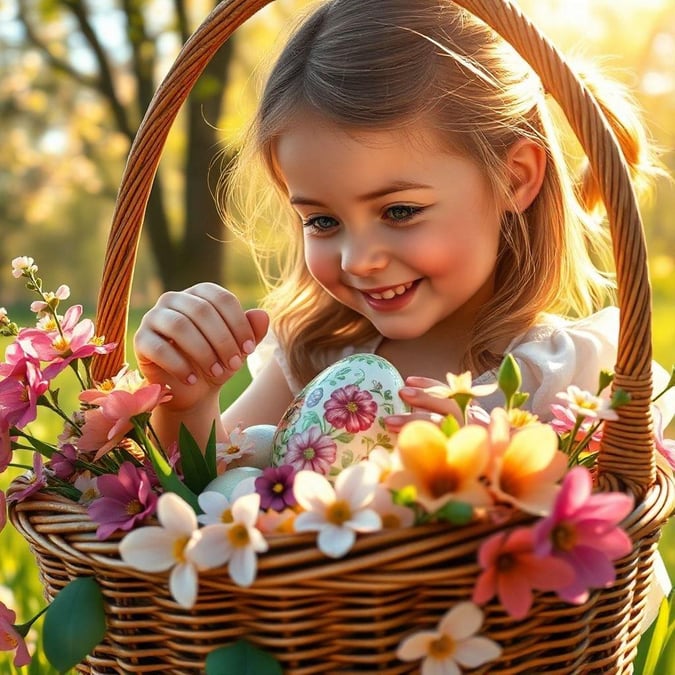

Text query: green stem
(15, 605), (49, 637)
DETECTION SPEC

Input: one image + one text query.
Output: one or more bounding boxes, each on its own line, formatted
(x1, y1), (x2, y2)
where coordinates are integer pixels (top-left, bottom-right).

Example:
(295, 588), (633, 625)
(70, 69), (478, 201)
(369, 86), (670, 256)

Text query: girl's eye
(384, 205), (423, 222)
(303, 215), (339, 234)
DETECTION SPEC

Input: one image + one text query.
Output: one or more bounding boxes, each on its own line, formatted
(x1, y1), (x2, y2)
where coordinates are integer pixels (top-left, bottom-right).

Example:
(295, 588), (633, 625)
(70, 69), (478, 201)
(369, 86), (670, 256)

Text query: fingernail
(228, 355), (242, 371)
(187, 373), (198, 385)
(399, 387), (417, 398)
(211, 363), (224, 377)
(386, 415), (404, 425)
(242, 339), (256, 355)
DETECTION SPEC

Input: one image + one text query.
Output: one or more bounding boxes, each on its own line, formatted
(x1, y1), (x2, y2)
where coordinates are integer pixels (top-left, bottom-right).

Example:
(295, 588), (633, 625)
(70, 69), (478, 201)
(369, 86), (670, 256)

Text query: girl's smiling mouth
(358, 280), (420, 311)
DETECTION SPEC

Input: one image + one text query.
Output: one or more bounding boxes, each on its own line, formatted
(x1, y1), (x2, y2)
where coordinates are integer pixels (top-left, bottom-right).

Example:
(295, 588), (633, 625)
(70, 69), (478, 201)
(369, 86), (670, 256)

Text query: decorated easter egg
(271, 353), (409, 475)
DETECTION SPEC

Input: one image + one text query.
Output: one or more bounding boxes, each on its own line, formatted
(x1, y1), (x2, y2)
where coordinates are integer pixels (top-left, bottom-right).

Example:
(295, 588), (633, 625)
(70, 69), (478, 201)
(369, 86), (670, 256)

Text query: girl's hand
(133, 283), (269, 412)
(385, 376), (462, 433)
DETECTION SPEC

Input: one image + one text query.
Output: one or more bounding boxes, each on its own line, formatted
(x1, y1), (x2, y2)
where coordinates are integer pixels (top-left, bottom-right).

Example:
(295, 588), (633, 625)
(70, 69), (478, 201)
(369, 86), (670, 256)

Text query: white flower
(0, 307), (8, 325)
(11, 256), (37, 278)
(293, 462), (382, 558)
(74, 472), (100, 505)
(556, 385), (619, 421)
(190, 492), (268, 587)
(397, 602), (501, 675)
(197, 490), (233, 525)
(363, 447), (401, 483)
(119, 492), (201, 609)
(424, 371), (498, 400)
(216, 425), (256, 468)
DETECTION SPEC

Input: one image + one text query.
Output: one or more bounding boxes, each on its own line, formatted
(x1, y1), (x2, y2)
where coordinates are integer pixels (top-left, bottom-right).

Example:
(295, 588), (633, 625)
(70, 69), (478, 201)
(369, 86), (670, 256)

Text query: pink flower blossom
(653, 405), (675, 470)
(18, 305), (116, 379)
(11, 256), (37, 278)
(1, 420), (13, 473)
(0, 357), (49, 429)
(29, 284), (70, 313)
(550, 403), (603, 454)
(78, 379), (171, 460)
(324, 384), (378, 433)
(7, 454), (47, 503)
(533, 466), (633, 604)
(50, 443), (78, 480)
(87, 461), (158, 540)
(0, 600), (31, 667)
(283, 426), (337, 474)
(473, 527), (575, 619)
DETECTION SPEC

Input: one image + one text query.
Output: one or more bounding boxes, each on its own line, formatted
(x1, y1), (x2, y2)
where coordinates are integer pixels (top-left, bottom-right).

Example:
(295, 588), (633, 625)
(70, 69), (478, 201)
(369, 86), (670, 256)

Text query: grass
(1, 294), (674, 674)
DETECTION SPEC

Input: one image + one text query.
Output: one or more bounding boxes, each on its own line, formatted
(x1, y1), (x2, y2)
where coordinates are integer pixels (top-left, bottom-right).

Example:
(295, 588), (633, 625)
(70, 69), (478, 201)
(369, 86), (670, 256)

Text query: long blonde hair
(222, 0), (662, 385)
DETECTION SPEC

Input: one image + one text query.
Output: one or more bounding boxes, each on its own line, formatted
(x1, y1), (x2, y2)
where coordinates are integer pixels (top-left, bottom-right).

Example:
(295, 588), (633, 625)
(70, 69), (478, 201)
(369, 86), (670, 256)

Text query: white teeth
(366, 282), (413, 300)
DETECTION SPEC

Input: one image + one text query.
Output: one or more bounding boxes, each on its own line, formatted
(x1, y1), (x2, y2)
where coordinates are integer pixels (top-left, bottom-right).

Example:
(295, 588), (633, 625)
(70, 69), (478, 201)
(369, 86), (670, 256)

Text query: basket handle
(92, 0), (655, 494)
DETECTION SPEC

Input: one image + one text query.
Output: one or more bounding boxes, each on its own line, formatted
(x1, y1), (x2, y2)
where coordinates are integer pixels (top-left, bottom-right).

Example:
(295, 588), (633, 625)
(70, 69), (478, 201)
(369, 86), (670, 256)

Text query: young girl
(133, 0), (674, 453)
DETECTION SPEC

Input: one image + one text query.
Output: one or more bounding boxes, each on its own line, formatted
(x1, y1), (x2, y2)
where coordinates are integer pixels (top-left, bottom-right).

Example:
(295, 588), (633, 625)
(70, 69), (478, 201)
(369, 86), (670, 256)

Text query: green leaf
(178, 422), (217, 494)
(134, 420), (200, 511)
(204, 422), (218, 478)
(434, 500), (474, 525)
(205, 640), (283, 675)
(642, 596), (674, 675)
(43, 577), (106, 672)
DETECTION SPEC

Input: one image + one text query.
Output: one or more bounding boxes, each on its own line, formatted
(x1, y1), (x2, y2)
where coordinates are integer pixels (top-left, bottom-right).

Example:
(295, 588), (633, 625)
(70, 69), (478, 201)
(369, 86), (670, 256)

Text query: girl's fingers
(398, 386), (462, 417)
(384, 411), (445, 433)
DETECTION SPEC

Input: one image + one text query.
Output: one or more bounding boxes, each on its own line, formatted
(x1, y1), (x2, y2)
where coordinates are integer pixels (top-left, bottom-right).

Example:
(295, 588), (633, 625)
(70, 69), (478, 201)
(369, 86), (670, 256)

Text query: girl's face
(274, 115), (504, 342)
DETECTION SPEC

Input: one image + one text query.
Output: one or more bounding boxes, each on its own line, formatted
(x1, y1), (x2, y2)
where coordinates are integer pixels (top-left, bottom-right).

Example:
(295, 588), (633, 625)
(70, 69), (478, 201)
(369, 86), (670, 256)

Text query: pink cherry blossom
(0, 600), (31, 667)
(473, 527), (576, 619)
(18, 305), (116, 378)
(533, 466), (633, 604)
(88, 461), (158, 540)
(323, 384), (378, 433)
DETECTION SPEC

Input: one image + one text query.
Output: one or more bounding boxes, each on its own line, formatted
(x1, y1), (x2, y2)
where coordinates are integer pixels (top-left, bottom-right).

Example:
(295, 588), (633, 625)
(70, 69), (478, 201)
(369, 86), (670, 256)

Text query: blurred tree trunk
(14, 0), (233, 291)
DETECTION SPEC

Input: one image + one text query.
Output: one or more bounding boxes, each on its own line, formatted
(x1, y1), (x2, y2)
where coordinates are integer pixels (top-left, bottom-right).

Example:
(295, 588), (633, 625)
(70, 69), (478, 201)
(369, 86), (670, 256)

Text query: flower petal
(119, 527), (176, 571)
(157, 492), (197, 534)
(293, 471), (333, 512)
(346, 508), (382, 533)
(229, 545), (258, 587)
(169, 561), (198, 608)
(335, 462), (380, 509)
(396, 631), (437, 661)
(439, 602), (483, 641)
(455, 636), (502, 667)
(317, 524), (355, 558)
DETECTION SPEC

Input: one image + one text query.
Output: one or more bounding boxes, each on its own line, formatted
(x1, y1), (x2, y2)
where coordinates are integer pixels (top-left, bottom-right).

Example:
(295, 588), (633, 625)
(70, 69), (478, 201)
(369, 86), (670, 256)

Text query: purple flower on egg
(324, 385), (378, 433)
(284, 427), (337, 475)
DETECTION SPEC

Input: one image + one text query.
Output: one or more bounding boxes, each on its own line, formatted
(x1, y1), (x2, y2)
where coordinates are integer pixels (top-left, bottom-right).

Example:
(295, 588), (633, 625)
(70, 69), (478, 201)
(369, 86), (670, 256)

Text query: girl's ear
(505, 139), (547, 213)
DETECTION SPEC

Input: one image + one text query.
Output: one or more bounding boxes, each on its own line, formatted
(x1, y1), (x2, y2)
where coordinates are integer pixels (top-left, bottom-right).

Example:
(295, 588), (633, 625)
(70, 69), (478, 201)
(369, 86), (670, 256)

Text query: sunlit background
(1, 0), (673, 672)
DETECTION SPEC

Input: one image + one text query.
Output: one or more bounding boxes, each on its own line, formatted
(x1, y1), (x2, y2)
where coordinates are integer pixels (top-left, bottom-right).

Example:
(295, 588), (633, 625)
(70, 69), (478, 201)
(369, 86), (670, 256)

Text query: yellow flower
(390, 420), (492, 513)
(488, 409), (567, 515)
(424, 371), (498, 400)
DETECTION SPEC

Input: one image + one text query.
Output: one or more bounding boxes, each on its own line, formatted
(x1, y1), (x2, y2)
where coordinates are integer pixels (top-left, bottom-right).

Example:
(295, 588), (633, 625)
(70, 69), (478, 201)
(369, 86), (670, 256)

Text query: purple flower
(50, 443), (78, 480)
(7, 453), (47, 503)
(88, 461), (158, 540)
(284, 426), (337, 474)
(324, 384), (378, 433)
(255, 465), (297, 511)
(533, 466), (633, 604)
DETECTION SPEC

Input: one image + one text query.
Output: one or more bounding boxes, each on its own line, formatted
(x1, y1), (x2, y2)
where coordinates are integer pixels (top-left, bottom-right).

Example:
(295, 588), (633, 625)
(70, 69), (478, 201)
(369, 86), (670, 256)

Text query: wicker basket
(9, 0), (675, 672)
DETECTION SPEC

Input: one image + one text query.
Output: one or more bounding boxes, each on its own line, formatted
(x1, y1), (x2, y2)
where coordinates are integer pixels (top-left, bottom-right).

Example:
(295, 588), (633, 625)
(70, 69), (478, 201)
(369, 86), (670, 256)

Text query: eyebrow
(289, 181), (432, 207)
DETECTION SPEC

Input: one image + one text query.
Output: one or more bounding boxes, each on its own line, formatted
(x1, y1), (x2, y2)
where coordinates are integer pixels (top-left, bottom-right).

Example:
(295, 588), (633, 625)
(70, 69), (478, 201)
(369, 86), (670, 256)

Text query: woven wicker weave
(9, 0), (675, 672)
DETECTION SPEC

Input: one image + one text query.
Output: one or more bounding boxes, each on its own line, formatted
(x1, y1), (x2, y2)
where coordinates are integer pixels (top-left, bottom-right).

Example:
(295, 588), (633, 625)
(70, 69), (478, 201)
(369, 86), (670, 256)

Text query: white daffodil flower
(397, 602), (502, 675)
(293, 462), (382, 558)
(556, 385), (619, 421)
(119, 492), (201, 609)
(190, 492), (268, 587)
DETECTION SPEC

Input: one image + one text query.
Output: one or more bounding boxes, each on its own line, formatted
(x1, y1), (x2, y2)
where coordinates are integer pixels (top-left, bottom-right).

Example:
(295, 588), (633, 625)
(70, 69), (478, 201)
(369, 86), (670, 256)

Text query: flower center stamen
(173, 535), (189, 563)
(552, 521), (578, 551)
(228, 523), (250, 547)
(428, 634), (455, 659)
(326, 499), (352, 526)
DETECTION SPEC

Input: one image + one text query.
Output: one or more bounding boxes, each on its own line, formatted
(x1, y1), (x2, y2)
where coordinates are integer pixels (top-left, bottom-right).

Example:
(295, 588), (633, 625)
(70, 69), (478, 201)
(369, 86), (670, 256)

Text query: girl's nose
(340, 232), (389, 277)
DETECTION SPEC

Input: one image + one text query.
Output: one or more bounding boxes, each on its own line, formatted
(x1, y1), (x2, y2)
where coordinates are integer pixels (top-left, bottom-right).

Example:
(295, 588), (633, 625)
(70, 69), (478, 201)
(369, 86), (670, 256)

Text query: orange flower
(390, 420), (492, 513)
(488, 409), (567, 515)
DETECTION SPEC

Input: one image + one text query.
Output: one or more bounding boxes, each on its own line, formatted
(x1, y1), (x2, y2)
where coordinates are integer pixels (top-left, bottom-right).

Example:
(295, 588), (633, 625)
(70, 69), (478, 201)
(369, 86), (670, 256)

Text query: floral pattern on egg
(272, 353), (409, 475)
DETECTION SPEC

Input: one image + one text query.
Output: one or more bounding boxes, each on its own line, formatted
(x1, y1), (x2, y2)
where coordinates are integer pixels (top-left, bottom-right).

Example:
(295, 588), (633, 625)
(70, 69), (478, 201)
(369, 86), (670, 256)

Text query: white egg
(271, 354), (409, 475)
(203, 466), (262, 501)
